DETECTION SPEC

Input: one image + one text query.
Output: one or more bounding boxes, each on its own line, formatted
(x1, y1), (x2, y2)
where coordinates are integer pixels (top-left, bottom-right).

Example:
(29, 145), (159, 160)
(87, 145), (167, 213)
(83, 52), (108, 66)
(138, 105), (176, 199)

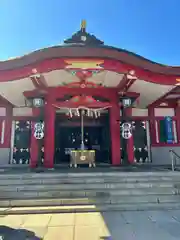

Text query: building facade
(0, 21), (180, 168)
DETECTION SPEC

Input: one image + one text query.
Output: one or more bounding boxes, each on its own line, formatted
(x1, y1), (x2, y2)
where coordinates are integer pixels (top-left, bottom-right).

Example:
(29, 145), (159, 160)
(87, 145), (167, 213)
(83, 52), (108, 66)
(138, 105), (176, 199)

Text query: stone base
(0, 148), (10, 165)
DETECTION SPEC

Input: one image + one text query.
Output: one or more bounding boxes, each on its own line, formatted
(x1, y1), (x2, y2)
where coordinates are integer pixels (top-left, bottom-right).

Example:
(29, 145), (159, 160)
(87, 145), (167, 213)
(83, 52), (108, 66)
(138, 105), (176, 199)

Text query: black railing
(169, 149), (180, 171)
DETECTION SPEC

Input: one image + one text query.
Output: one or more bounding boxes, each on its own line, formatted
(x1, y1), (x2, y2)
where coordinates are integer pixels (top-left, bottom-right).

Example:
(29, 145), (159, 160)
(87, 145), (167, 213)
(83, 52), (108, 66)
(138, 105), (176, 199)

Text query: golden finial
(81, 20), (86, 31)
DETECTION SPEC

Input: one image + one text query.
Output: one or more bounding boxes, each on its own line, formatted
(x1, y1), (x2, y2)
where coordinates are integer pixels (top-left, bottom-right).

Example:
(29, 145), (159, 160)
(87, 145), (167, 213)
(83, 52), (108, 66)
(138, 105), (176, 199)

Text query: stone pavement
(1, 210), (180, 239)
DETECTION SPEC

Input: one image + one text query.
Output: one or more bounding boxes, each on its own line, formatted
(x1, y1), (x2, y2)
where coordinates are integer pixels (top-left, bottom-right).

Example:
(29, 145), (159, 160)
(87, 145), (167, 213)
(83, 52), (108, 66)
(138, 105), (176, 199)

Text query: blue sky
(0, 0), (179, 65)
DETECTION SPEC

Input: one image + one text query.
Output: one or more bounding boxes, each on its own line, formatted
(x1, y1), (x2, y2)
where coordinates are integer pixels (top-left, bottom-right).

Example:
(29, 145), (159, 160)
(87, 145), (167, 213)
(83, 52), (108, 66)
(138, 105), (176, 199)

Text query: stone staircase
(1, 170), (180, 214)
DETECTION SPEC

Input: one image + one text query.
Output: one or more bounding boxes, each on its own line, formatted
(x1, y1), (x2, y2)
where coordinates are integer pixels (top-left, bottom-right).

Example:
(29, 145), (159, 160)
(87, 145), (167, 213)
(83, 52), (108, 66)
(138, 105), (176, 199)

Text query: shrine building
(0, 20), (180, 168)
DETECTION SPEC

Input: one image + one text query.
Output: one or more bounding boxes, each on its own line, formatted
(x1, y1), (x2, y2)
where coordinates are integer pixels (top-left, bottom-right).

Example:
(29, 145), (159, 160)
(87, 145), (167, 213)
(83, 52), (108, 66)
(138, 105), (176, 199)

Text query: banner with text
(164, 116), (174, 144)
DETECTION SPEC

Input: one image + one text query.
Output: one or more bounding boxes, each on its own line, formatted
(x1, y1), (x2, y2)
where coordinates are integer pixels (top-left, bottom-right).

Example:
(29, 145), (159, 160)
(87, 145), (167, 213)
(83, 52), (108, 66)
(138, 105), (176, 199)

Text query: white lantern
(122, 98), (132, 108)
(33, 98), (44, 108)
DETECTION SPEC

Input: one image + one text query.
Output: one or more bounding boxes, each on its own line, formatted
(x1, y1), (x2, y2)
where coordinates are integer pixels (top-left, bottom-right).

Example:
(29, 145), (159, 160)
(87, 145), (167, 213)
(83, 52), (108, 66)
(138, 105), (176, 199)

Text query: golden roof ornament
(64, 20), (104, 45)
(81, 20), (86, 31)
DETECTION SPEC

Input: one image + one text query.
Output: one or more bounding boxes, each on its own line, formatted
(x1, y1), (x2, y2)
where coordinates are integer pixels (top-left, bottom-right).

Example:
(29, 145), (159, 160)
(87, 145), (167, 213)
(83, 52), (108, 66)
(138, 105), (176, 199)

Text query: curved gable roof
(0, 44), (179, 76)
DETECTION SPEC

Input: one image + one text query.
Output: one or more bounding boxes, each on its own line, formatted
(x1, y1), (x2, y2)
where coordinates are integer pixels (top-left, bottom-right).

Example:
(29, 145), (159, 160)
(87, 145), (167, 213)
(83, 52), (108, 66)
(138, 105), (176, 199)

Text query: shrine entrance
(54, 111), (110, 165)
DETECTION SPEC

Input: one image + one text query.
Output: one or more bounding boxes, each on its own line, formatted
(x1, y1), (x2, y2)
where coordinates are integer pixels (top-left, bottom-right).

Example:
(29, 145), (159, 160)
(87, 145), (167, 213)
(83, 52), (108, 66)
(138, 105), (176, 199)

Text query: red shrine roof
(0, 44), (180, 75)
(0, 20), (179, 109)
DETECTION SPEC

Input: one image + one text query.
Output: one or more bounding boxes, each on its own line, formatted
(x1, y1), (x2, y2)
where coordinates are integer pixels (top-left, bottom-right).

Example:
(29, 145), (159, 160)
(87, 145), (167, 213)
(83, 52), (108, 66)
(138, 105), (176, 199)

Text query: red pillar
(44, 98), (55, 168)
(110, 103), (121, 165)
(125, 108), (134, 164)
(148, 107), (156, 144)
(4, 106), (12, 148)
(30, 108), (39, 168)
(175, 106), (180, 143)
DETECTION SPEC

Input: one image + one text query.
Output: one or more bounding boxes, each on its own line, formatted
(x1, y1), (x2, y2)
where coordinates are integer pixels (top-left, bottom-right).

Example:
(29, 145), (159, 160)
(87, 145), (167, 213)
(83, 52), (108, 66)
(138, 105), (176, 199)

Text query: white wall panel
(13, 107), (33, 116)
(154, 108), (175, 117)
(0, 108), (6, 116)
(132, 108), (148, 117)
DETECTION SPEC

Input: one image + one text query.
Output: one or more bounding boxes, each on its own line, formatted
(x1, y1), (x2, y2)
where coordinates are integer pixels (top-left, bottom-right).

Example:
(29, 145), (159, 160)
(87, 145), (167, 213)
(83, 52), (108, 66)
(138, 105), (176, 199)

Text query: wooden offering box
(70, 150), (95, 168)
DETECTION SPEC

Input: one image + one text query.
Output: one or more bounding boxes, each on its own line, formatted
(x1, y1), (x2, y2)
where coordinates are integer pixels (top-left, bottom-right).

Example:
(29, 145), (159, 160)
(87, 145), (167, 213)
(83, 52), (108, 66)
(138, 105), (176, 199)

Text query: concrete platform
(2, 202), (180, 215)
(1, 210), (180, 239)
(0, 164), (178, 174)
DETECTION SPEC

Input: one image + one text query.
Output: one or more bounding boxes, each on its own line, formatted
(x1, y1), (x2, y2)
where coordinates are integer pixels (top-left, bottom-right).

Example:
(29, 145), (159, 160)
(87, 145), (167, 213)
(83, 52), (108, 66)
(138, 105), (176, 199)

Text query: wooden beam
(30, 74), (48, 90)
(148, 86), (179, 108)
(117, 74), (128, 90)
(0, 95), (14, 107)
(122, 79), (136, 93)
(118, 91), (140, 98)
(23, 89), (47, 99)
(23, 87), (117, 100)
(49, 86), (117, 100)
(166, 92), (180, 95)
(53, 101), (111, 109)
(117, 72), (137, 94)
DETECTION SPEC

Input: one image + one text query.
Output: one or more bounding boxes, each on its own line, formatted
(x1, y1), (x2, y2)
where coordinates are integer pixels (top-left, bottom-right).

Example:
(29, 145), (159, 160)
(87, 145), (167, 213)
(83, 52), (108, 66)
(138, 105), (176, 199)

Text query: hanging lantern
(68, 109), (72, 118)
(32, 98), (44, 108)
(94, 110), (98, 118)
(90, 110), (93, 117)
(122, 97), (132, 108)
(81, 109), (85, 115)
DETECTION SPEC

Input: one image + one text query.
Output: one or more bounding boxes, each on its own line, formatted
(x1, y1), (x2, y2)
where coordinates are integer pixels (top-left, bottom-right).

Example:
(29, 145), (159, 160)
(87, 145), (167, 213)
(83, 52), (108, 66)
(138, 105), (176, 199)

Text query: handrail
(169, 149), (180, 159)
(169, 149), (180, 171)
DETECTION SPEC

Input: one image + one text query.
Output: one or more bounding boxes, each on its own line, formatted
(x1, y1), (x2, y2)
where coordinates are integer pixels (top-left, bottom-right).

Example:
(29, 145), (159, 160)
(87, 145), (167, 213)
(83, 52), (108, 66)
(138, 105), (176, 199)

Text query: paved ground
(1, 210), (180, 239)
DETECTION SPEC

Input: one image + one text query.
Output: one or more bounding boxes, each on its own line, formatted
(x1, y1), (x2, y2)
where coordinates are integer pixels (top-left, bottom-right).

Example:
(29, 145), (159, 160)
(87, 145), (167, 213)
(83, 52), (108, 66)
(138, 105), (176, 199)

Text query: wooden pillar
(175, 102), (180, 143)
(4, 106), (13, 148)
(110, 103), (121, 165)
(44, 97), (55, 168)
(30, 108), (39, 168)
(125, 108), (134, 164)
(148, 107), (156, 144)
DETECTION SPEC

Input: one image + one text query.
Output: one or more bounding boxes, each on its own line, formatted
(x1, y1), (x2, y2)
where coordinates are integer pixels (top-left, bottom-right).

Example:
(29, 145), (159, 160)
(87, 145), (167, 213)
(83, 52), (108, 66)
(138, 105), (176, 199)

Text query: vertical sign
(164, 116), (173, 144)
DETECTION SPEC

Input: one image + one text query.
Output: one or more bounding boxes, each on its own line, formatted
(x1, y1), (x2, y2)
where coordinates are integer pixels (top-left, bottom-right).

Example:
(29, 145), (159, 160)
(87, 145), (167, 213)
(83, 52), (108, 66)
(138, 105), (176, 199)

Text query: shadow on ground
(0, 226), (41, 240)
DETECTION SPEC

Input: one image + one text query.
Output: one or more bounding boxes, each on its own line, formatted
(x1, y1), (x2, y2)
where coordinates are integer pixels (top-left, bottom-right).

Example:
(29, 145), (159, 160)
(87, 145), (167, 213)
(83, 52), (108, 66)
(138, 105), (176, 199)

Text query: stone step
(2, 201), (180, 215)
(1, 177), (180, 185)
(0, 187), (178, 199)
(0, 182), (178, 191)
(1, 171), (180, 179)
(1, 194), (180, 207)
(1, 171), (180, 212)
